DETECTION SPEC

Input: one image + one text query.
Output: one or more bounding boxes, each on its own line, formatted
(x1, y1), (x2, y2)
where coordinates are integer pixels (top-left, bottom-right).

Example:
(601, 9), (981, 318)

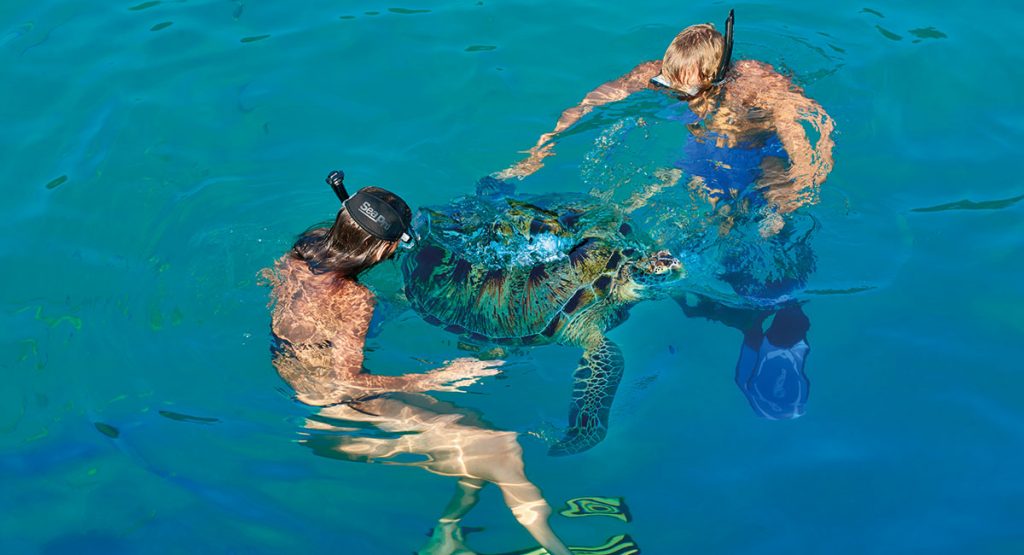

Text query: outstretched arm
(498, 60), (662, 179)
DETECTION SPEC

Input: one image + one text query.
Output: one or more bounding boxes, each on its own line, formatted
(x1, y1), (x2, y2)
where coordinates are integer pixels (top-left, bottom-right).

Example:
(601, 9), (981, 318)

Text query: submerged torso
(663, 91), (788, 206)
(269, 255), (375, 400)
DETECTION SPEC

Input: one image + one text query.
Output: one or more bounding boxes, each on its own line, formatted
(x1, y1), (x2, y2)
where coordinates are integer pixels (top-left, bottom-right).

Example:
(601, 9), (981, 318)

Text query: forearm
(806, 103), (835, 185)
(274, 348), (498, 406)
(780, 93), (835, 186)
(495, 61), (660, 180)
(776, 118), (815, 182)
(540, 60), (661, 143)
(550, 106), (589, 137)
(275, 358), (429, 406)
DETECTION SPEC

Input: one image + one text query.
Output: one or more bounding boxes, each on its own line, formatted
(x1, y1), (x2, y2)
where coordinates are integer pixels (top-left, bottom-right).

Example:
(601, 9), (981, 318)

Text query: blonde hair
(661, 23), (725, 92)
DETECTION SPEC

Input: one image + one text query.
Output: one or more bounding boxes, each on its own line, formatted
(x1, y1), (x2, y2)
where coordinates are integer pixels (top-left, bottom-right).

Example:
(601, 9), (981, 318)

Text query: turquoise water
(3, 0), (1023, 553)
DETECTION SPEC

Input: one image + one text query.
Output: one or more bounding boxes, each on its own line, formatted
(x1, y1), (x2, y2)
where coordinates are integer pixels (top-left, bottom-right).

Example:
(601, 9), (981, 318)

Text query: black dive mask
(326, 170), (413, 244)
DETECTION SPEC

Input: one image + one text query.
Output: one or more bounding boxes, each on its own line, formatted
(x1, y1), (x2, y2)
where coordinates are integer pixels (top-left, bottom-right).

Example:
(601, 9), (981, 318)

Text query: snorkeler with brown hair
(265, 171), (574, 555)
(500, 10), (835, 228)
(266, 170), (502, 406)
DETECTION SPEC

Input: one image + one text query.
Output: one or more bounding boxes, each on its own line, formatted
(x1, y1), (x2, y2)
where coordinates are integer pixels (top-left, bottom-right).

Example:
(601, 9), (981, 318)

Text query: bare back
(267, 253), (502, 405)
(269, 255), (377, 403)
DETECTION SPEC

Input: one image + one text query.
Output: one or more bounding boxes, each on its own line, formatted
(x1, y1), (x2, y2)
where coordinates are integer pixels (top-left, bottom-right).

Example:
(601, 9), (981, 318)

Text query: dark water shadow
(158, 409), (219, 424)
(911, 193), (1024, 213)
(805, 285), (877, 296)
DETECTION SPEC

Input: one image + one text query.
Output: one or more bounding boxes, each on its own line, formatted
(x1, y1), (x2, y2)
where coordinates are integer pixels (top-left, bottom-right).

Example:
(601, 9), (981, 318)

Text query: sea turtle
(402, 179), (684, 455)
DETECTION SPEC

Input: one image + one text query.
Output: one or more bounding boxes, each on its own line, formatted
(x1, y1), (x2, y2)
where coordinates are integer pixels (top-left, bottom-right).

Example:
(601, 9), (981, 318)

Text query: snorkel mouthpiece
(712, 9), (735, 85)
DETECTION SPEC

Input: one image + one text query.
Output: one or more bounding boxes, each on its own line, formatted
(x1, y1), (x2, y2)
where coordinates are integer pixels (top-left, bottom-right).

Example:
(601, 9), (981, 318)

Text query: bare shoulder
(726, 59), (807, 110)
(733, 60), (790, 86)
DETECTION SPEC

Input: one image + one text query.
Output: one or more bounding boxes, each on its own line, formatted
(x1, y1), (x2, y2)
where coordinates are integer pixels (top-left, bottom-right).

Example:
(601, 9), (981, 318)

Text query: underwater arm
(753, 63), (836, 212)
(269, 266), (500, 406)
(498, 60), (662, 179)
(550, 60), (663, 135)
(272, 318), (501, 406)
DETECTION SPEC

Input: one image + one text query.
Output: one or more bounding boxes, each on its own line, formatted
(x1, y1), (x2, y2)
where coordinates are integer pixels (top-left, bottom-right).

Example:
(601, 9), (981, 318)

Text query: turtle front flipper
(549, 337), (624, 456)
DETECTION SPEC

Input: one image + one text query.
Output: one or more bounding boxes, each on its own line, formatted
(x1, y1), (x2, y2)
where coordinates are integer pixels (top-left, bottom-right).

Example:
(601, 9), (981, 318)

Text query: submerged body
(305, 392), (571, 555)
(266, 170), (571, 554)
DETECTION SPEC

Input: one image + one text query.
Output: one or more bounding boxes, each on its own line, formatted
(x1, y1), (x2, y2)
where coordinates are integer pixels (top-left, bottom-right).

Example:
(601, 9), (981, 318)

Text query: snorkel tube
(327, 170), (349, 201)
(712, 9), (735, 85)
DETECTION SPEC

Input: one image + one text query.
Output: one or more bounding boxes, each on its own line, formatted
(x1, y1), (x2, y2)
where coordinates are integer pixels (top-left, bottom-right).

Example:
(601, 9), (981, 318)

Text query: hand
(494, 134), (557, 180)
(495, 147), (553, 180)
(418, 358), (504, 393)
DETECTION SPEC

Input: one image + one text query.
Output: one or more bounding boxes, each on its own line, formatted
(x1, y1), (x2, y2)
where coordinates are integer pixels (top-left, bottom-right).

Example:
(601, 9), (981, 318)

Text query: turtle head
(623, 250), (685, 298)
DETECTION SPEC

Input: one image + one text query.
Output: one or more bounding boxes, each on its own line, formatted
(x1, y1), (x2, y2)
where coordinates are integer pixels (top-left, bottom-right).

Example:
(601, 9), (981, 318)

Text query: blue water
(3, 1), (1023, 553)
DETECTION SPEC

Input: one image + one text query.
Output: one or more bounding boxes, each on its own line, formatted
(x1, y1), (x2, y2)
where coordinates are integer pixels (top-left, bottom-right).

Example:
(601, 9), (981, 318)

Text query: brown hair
(661, 23), (725, 93)
(290, 186), (404, 278)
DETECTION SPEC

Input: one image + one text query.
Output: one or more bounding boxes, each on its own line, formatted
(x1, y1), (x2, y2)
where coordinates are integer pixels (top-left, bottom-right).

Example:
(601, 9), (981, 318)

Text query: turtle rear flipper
(549, 337), (624, 456)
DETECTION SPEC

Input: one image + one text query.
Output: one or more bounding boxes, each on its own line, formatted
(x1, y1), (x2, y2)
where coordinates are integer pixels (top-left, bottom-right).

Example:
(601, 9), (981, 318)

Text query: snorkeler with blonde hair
(500, 12), (831, 419)
(265, 170), (573, 554)
(500, 10), (835, 226)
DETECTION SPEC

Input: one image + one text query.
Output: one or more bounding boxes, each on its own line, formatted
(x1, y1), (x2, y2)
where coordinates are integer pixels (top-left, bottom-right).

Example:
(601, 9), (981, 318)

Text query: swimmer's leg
(467, 437), (572, 555)
(674, 292), (768, 332)
(738, 304), (811, 420)
(765, 304), (811, 349)
(419, 478), (486, 555)
(493, 475), (571, 555)
(440, 478), (486, 523)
